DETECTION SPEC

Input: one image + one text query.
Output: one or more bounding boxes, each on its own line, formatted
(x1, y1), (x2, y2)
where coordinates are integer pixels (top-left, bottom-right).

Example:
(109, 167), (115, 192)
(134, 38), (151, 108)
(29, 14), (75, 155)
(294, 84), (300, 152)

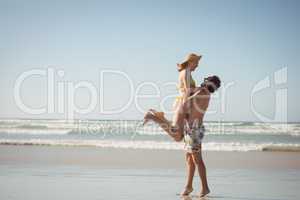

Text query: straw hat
(177, 53), (202, 71)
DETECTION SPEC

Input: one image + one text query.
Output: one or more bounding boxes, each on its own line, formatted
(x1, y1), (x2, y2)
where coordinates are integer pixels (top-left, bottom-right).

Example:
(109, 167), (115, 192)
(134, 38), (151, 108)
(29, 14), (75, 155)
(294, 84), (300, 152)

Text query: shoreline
(1, 145), (300, 200)
(1, 145), (299, 170)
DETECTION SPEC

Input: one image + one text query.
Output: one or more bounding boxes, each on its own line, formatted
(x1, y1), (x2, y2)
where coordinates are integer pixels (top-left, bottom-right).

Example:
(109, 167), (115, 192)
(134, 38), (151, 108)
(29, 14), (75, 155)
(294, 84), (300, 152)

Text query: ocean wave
(1, 127), (299, 136)
(16, 125), (49, 129)
(0, 119), (299, 136)
(0, 128), (72, 135)
(0, 139), (183, 150)
(1, 139), (300, 152)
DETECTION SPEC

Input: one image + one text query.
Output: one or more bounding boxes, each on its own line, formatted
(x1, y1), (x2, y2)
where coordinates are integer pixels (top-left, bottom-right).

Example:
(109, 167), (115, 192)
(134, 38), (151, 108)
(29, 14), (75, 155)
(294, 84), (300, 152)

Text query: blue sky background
(0, 0), (299, 122)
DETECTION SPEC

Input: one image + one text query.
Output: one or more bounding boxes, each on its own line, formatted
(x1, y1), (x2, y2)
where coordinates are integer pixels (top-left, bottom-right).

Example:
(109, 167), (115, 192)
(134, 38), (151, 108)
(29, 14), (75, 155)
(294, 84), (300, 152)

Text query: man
(143, 75), (221, 197)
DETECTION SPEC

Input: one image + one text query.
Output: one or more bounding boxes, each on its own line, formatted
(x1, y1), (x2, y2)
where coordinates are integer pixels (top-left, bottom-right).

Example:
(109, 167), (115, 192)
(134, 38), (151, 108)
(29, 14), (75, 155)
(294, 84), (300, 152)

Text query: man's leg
(181, 153), (195, 195)
(191, 145), (210, 197)
(185, 153), (195, 189)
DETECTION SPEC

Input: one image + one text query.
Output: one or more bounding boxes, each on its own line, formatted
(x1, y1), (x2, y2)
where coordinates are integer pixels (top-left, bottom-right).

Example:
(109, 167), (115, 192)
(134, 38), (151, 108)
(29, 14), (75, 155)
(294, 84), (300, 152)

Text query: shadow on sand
(179, 194), (283, 200)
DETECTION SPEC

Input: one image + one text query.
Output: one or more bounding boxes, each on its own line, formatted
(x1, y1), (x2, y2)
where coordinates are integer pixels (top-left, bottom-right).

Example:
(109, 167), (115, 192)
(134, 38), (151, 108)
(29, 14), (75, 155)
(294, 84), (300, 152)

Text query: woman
(143, 53), (202, 141)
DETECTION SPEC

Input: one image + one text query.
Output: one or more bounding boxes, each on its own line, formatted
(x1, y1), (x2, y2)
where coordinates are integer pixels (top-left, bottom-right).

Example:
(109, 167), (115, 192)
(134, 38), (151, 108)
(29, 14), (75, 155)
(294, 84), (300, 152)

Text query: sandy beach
(1, 0), (300, 199)
(1, 145), (300, 169)
(1, 145), (299, 200)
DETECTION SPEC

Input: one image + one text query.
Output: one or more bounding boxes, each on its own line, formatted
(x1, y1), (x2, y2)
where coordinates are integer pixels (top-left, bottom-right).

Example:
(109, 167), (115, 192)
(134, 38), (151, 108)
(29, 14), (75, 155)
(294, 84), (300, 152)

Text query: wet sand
(0, 145), (299, 169)
(0, 145), (300, 200)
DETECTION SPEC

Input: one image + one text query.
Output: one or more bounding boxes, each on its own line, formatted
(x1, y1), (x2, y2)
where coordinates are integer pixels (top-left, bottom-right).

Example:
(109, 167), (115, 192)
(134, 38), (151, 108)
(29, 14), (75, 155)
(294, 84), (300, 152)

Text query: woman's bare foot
(149, 109), (165, 121)
(142, 109), (155, 126)
(180, 187), (193, 196)
(199, 188), (210, 197)
(142, 109), (165, 126)
(155, 111), (165, 119)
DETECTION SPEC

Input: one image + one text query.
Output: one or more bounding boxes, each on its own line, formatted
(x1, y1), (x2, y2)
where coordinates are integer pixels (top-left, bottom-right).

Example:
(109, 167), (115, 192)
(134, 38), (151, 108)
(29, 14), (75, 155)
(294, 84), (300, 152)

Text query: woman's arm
(186, 87), (208, 101)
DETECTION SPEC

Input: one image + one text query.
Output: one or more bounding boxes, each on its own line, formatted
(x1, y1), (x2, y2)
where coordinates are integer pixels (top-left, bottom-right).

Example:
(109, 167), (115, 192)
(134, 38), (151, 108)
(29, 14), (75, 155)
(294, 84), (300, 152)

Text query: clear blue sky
(0, 0), (299, 122)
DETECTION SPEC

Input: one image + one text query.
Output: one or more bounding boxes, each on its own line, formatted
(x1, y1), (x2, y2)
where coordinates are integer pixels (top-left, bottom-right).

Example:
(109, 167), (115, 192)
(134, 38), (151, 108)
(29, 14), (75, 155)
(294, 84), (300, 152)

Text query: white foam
(0, 119), (300, 136)
(1, 139), (300, 152)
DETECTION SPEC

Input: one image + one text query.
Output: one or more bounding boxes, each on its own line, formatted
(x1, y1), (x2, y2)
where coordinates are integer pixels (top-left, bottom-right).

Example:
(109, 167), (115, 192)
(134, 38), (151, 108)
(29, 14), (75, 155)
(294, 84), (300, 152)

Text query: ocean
(0, 119), (299, 152)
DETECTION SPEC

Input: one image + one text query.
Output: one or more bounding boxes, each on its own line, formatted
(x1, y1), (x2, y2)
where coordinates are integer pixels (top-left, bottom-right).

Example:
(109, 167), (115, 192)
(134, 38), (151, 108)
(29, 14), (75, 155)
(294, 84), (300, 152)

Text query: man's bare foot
(180, 187), (193, 196)
(199, 188), (210, 197)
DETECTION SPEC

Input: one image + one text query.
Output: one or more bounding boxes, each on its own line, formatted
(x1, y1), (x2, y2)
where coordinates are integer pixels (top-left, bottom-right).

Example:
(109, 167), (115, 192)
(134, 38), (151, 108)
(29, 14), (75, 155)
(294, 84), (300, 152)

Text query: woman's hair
(205, 75), (221, 93)
(177, 53), (202, 72)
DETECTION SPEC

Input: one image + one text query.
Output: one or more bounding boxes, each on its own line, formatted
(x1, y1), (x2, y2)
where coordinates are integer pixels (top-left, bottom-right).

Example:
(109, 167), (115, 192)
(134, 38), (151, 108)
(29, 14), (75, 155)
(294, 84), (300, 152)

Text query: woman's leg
(143, 96), (191, 141)
(143, 109), (184, 141)
(191, 145), (210, 197)
(170, 92), (194, 137)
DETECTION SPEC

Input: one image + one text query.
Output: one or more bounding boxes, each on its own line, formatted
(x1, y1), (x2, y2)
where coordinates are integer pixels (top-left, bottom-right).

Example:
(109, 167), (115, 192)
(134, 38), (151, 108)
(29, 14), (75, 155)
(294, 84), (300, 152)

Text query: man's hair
(205, 75), (221, 93)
